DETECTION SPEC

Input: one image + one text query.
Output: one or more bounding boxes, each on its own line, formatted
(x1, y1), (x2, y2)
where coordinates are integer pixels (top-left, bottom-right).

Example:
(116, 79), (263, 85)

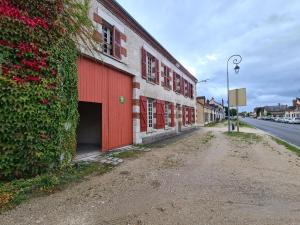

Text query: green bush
(0, 0), (93, 179)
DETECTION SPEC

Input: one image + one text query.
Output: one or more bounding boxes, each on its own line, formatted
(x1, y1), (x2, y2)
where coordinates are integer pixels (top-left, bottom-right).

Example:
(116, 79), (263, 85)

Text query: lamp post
(227, 55), (242, 132)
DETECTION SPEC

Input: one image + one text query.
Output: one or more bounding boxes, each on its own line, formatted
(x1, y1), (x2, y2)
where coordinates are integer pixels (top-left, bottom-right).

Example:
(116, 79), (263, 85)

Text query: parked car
(274, 117), (280, 122)
(283, 117), (292, 123)
(289, 117), (300, 124)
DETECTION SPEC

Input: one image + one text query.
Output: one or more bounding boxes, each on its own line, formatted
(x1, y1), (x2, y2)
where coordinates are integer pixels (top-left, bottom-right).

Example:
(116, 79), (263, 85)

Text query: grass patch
(111, 150), (143, 159)
(270, 136), (300, 157)
(205, 122), (218, 127)
(0, 162), (112, 213)
(225, 131), (262, 144)
(234, 120), (253, 128)
(201, 131), (215, 144)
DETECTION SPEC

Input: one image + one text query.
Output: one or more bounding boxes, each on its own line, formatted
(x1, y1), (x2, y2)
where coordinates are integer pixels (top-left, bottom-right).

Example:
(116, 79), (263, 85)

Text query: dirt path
(1, 128), (300, 225)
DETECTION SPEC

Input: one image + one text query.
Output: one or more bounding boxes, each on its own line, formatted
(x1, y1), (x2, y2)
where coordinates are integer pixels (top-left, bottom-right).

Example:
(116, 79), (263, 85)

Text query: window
(164, 103), (169, 127)
(185, 108), (189, 126)
(190, 83), (194, 99)
(147, 99), (154, 131)
(184, 80), (188, 96)
(102, 25), (113, 56)
(163, 66), (171, 89)
(175, 73), (181, 93)
(146, 53), (156, 83)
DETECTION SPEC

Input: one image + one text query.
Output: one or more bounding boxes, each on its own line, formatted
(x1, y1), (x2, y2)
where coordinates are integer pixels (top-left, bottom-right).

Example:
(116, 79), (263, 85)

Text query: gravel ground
(1, 127), (300, 225)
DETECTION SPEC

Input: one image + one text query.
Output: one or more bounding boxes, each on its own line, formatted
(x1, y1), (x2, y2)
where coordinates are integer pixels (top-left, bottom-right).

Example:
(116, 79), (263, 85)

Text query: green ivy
(0, 0), (92, 179)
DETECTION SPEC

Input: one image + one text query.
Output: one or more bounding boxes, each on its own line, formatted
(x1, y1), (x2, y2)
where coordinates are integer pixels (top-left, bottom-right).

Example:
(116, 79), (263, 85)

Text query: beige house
(285, 98), (300, 118)
(196, 96), (223, 126)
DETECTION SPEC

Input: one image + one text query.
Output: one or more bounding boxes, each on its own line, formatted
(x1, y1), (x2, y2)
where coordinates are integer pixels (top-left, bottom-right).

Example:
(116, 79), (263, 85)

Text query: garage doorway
(77, 101), (102, 155)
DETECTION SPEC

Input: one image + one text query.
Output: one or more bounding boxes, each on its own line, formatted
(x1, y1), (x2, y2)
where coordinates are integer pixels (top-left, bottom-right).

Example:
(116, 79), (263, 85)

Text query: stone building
(77, 0), (198, 153)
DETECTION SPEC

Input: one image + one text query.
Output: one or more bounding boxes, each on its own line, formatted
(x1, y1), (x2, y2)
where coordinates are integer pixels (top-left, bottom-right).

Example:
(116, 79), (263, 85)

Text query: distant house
(285, 106), (300, 118)
(292, 97), (300, 107)
(285, 98), (300, 118)
(254, 104), (288, 117)
(209, 98), (225, 122)
(196, 96), (225, 125)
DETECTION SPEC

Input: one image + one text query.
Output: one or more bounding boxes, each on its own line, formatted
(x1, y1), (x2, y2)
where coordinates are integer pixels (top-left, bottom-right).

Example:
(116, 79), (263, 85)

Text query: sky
(117, 0), (300, 112)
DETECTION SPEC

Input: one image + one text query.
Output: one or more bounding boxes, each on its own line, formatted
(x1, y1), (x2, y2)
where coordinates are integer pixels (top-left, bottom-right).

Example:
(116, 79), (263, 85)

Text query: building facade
(196, 97), (224, 126)
(77, 0), (197, 152)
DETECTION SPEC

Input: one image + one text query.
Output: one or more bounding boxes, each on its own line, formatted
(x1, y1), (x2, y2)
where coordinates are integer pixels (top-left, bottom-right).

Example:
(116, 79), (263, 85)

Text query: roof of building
(264, 105), (288, 112)
(100, 0), (197, 82)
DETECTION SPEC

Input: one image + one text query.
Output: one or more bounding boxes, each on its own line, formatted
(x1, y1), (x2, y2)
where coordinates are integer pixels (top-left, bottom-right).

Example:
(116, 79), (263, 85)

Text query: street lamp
(227, 55), (242, 132)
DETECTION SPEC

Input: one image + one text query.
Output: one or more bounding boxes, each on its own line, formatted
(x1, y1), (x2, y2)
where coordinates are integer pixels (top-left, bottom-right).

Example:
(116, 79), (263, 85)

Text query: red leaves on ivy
(13, 64), (22, 70)
(46, 83), (57, 89)
(40, 99), (49, 105)
(2, 66), (10, 75)
(0, 39), (16, 48)
(27, 75), (41, 82)
(0, 3), (49, 30)
(12, 76), (25, 84)
(51, 69), (57, 77)
(21, 59), (40, 72)
(18, 42), (39, 54)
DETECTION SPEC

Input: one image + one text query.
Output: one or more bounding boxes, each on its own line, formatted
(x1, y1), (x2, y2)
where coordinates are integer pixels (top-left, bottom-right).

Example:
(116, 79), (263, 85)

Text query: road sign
(229, 88), (247, 107)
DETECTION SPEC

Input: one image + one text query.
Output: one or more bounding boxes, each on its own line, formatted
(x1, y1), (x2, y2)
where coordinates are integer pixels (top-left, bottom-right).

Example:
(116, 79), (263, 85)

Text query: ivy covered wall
(0, 0), (93, 179)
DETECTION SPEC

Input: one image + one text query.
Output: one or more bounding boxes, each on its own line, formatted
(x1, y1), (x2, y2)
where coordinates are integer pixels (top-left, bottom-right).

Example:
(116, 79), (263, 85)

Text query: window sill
(96, 50), (126, 65)
(146, 80), (157, 85)
(163, 86), (172, 91)
(146, 129), (156, 134)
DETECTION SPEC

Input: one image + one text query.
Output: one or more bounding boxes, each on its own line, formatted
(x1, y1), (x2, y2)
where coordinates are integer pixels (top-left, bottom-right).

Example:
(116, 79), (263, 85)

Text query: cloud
(117, 0), (300, 111)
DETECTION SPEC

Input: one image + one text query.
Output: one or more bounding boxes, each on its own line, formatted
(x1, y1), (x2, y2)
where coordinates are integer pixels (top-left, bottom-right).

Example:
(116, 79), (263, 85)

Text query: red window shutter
(182, 106), (185, 125)
(188, 108), (191, 124)
(113, 27), (121, 59)
(140, 96), (147, 132)
(155, 58), (159, 84)
(156, 100), (165, 129)
(173, 72), (176, 91)
(163, 66), (167, 87)
(167, 68), (170, 89)
(192, 108), (195, 123)
(141, 47), (147, 79)
(180, 77), (184, 95)
(170, 103), (175, 127)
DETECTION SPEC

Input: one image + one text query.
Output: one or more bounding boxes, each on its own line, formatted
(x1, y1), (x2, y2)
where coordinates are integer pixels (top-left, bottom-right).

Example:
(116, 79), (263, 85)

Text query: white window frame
(175, 75), (181, 93)
(164, 103), (169, 128)
(146, 54), (156, 83)
(185, 110), (189, 126)
(102, 25), (113, 56)
(147, 99), (154, 132)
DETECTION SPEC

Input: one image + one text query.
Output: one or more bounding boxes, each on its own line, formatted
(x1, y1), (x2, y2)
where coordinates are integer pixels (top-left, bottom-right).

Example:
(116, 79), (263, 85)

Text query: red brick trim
(120, 47), (127, 57)
(99, 0), (197, 82)
(132, 99), (140, 106)
(133, 82), (140, 89)
(133, 112), (140, 119)
(120, 33), (127, 42)
(93, 13), (102, 24)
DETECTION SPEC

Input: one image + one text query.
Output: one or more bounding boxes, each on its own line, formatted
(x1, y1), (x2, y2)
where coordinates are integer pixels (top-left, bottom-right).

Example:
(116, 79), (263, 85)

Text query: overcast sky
(117, 0), (300, 111)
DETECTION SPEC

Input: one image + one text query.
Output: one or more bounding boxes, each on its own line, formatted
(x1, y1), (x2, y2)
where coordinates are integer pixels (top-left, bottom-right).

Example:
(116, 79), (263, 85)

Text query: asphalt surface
(242, 117), (300, 148)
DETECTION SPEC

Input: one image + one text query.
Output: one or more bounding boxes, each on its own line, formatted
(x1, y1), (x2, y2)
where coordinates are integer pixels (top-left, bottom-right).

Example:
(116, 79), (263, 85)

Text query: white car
(289, 117), (300, 124)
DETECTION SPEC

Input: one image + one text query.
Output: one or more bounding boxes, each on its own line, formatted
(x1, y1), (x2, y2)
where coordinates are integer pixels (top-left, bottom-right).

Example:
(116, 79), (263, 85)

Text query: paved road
(242, 117), (300, 148)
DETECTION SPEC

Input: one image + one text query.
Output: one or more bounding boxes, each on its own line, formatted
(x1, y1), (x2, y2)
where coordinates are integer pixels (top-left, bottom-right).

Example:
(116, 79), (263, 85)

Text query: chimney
(222, 98), (224, 106)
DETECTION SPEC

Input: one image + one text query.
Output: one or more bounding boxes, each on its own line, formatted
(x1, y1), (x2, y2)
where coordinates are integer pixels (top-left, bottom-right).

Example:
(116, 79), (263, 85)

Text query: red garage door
(77, 56), (133, 151)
